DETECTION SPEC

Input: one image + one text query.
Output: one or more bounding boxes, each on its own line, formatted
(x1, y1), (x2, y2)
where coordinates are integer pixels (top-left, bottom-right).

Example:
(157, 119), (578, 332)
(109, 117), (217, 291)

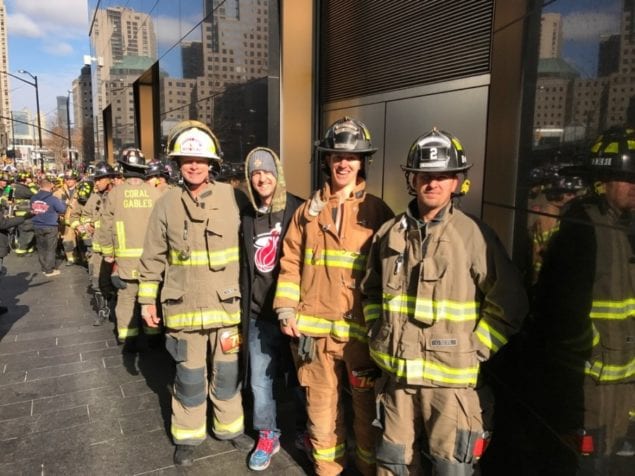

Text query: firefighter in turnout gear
(533, 126), (635, 474)
(361, 128), (528, 475)
(137, 120), (249, 467)
(13, 171), (36, 256)
(274, 117), (394, 475)
(100, 148), (162, 350)
(55, 169), (80, 265)
(81, 162), (117, 326)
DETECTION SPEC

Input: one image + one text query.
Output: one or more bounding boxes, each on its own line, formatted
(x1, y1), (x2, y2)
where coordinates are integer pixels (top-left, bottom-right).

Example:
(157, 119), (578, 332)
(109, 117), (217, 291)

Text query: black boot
(174, 445), (195, 466)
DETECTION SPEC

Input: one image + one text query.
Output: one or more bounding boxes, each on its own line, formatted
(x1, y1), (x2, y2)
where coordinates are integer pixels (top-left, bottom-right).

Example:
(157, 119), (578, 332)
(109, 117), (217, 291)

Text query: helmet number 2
(429, 147), (438, 160)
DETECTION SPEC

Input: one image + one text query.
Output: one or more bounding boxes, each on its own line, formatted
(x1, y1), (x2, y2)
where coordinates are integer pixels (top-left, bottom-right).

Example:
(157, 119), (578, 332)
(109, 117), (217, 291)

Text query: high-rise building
(539, 13), (563, 59)
(57, 96), (69, 130)
(90, 6), (157, 157)
(72, 65), (94, 164)
(0, 0), (11, 153)
(598, 34), (620, 77)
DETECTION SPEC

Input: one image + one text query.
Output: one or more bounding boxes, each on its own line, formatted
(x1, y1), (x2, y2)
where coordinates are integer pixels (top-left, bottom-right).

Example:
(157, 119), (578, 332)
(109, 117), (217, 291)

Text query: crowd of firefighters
(0, 118), (632, 475)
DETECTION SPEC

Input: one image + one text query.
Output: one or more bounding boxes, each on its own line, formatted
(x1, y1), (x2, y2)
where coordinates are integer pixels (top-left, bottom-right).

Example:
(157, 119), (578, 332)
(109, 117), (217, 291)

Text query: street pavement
(0, 252), (312, 475)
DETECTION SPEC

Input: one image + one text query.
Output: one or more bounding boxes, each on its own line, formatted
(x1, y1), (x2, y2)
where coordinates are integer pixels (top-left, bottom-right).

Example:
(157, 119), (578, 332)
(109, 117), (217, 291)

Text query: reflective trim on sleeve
(383, 293), (479, 323)
(590, 298), (635, 320)
(370, 348), (479, 386)
(168, 247), (239, 267)
(275, 281), (300, 302)
(138, 282), (159, 299)
(305, 248), (367, 271)
(363, 303), (381, 324)
(165, 309), (241, 329)
(585, 357), (635, 383)
(297, 314), (368, 342)
(118, 327), (140, 340)
(474, 318), (508, 353)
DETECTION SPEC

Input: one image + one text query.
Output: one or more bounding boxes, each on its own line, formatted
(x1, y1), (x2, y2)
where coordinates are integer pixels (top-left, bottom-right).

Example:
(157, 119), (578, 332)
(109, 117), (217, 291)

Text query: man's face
(65, 178), (77, 188)
(251, 170), (277, 204)
(179, 157), (209, 187)
(413, 172), (459, 217)
(605, 178), (635, 212)
(95, 177), (111, 192)
(326, 153), (362, 192)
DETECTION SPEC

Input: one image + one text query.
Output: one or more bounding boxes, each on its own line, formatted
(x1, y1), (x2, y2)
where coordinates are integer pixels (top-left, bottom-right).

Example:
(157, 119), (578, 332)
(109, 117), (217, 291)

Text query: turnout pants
(166, 327), (244, 445)
(115, 280), (161, 341)
(298, 335), (378, 476)
(376, 378), (493, 476)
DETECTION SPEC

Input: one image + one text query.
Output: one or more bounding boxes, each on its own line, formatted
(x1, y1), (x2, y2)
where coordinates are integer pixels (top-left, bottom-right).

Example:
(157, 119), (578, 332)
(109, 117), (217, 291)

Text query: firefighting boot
(174, 445), (195, 466)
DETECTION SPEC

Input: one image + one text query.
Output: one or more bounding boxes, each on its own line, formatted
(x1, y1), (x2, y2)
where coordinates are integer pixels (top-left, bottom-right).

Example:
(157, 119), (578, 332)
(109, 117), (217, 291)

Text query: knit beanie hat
(247, 149), (278, 178)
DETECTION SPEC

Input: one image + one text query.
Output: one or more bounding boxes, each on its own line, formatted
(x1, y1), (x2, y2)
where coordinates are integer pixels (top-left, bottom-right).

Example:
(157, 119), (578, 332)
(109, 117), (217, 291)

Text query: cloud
(154, 15), (200, 48)
(562, 11), (620, 41)
(7, 13), (42, 38)
(42, 42), (74, 57)
(7, 0), (88, 38)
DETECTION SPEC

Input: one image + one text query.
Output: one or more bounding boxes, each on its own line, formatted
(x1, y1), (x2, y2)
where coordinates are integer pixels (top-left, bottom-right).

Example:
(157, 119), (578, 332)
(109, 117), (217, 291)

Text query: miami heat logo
(254, 222), (281, 273)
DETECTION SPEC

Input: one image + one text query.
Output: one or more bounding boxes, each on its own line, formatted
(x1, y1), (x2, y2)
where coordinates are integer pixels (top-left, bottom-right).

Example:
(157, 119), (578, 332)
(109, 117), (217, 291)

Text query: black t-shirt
(250, 209), (285, 318)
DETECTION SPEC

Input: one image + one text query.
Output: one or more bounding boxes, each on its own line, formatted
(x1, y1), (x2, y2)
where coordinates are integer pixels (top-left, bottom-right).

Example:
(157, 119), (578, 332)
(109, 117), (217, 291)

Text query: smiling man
(137, 120), (249, 466)
(361, 128), (527, 475)
(274, 117), (394, 475)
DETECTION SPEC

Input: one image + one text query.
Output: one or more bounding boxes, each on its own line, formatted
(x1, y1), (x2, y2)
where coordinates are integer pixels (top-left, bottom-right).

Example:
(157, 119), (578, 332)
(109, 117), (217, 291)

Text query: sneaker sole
(248, 444), (280, 471)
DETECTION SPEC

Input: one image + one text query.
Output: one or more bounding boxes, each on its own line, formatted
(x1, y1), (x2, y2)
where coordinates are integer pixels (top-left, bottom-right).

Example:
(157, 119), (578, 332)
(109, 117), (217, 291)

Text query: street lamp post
(66, 90), (72, 169)
(17, 70), (43, 172)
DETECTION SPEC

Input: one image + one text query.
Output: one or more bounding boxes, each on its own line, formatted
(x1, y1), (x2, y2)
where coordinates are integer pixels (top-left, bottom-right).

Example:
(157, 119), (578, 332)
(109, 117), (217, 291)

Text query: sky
(3, 0), (625, 126)
(5, 0), (90, 126)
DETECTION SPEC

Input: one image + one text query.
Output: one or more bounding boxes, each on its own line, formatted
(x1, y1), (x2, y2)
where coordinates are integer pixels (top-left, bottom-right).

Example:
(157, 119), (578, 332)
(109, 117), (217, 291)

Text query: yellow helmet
(167, 120), (222, 161)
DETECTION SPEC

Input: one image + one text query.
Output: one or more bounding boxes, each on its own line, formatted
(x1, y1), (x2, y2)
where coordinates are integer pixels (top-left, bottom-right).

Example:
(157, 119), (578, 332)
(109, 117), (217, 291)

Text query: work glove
(298, 335), (316, 363)
(110, 263), (127, 289)
(308, 190), (326, 217)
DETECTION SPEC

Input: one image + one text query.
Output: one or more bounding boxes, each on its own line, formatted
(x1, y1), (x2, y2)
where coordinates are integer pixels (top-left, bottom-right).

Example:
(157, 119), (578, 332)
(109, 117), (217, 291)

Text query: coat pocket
(425, 333), (479, 388)
(217, 284), (241, 314)
(160, 286), (185, 304)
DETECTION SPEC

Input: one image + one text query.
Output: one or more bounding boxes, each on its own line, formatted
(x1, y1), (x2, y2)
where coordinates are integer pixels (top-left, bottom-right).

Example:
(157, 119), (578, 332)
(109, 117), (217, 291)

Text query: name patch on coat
(430, 338), (458, 347)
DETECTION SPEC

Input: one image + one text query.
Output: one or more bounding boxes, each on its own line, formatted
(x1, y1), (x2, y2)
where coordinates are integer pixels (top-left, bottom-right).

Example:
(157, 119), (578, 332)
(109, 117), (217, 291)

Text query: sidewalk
(0, 252), (311, 475)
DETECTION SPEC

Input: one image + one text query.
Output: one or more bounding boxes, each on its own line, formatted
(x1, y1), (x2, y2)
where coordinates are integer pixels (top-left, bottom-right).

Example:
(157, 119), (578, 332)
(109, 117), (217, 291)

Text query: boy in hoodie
(30, 179), (67, 276)
(240, 147), (304, 471)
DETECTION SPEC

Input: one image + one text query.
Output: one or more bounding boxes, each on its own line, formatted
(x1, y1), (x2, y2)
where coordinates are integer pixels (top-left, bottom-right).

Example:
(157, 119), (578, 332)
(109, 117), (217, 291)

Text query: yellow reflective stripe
(314, 443), (346, 462)
(474, 318), (508, 353)
(115, 248), (143, 258)
(584, 357), (635, 382)
(70, 220), (81, 229)
(101, 245), (114, 255)
(165, 309), (240, 328)
(171, 423), (206, 442)
(168, 247), (239, 266)
(370, 348), (479, 386)
(383, 293), (479, 323)
(138, 282), (159, 299)
(116, 221), (126, 249)
(305, 248), (367, 271)
(93, 243), (102, 252)
(275, 281), (300, 302)
(356, 445), (375, 464)
(94, 220), (100, 229)
(143, 326), (162, 335)
(213, 414), (244, 435)
(363, 303), (381, 324)
(297, 314), (368, 342)
(118, 327), (139, 339)
(80, 217), (92, 224)
(590, 298), (635, 320)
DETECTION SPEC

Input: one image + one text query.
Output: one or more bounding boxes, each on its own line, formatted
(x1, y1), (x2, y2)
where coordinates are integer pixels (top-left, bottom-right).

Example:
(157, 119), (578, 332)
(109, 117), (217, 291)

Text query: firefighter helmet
(145, 160), (170, 179)
(76, 180), (93, 204)
(588, 127), (635, 179)
(316, 117), (377, 178)
(402, 128), (471, 174)
(93, 161), (116, 179)
(118, 147), (147, 171)
(167, 120), (222, 161)
(63, 169), (79, 180)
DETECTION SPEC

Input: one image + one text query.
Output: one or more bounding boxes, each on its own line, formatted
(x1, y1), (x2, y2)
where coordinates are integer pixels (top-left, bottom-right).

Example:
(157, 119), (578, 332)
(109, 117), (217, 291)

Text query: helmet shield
(588, 127), (635, 180)
(316, 117), (378, 155)
(402, 128), (471, 174)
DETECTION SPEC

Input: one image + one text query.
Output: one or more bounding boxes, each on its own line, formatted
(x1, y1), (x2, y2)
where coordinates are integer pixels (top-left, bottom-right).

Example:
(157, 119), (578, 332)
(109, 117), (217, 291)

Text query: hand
(141, 304), (161, 327)
(278, 309), (301, 338)
(104, 256), (114, 263)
